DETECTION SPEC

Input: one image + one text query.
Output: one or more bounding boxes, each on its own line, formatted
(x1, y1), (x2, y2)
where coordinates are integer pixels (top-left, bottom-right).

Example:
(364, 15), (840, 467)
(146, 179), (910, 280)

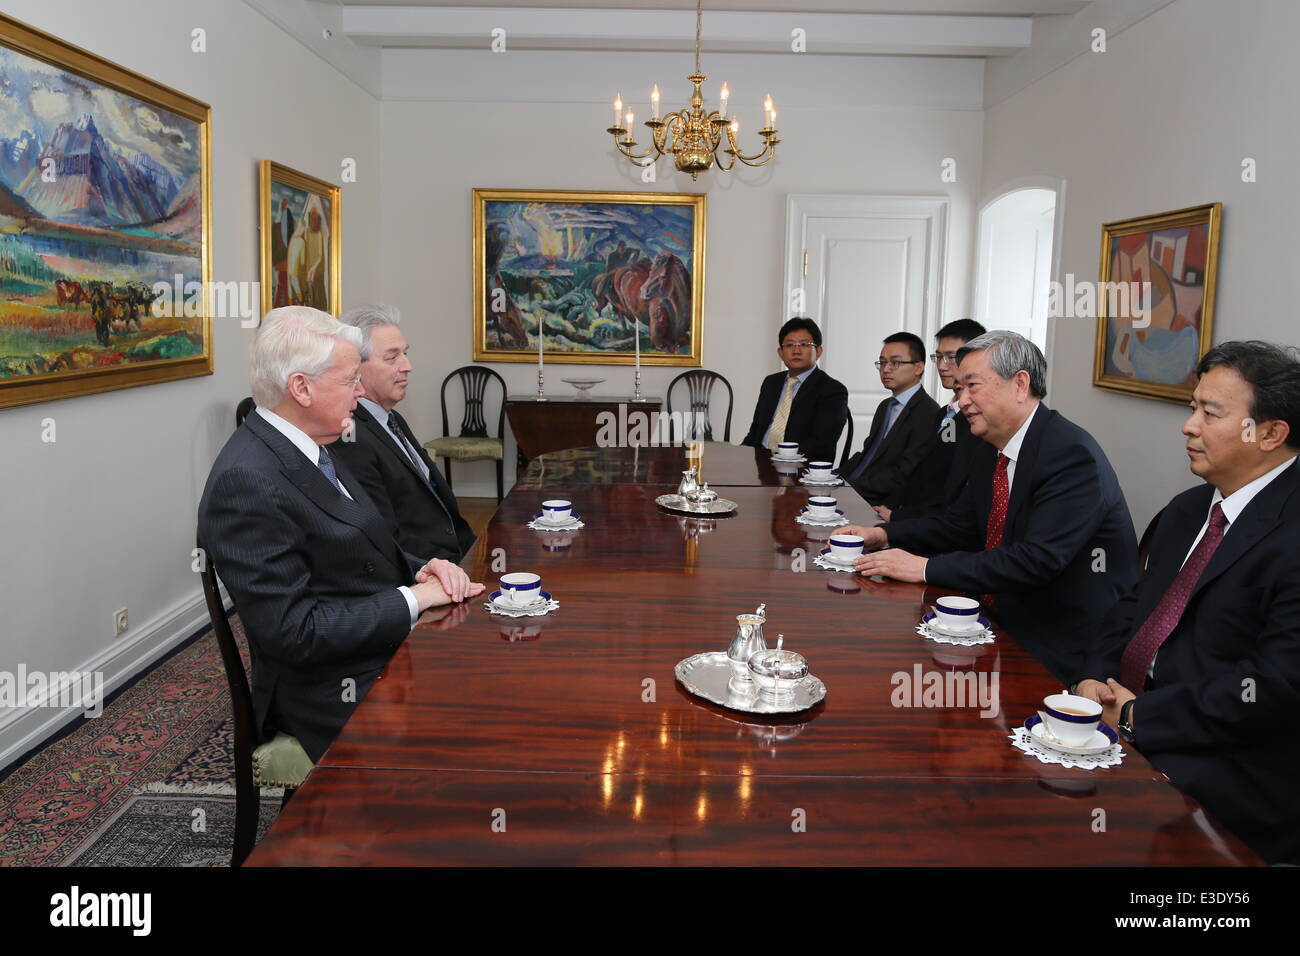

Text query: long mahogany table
(513, 441), (807, 489)
(248, 447), (1257, 866)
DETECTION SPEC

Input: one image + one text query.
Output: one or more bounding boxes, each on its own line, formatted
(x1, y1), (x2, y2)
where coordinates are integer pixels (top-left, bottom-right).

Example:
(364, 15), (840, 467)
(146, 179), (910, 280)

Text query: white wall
(381, 52), (984, 494)
(981, 0), (1300, 531)
(0, 0), (381, 766)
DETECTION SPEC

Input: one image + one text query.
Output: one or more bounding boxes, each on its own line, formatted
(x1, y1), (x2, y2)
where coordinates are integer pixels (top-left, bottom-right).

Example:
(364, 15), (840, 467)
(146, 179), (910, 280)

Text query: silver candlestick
(535, 367), (548, 402)
(631, 368), (649, 403)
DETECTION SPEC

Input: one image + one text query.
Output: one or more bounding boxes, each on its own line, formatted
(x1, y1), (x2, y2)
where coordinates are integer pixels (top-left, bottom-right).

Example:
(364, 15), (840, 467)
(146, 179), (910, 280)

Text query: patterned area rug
(0, 618), (281, 867)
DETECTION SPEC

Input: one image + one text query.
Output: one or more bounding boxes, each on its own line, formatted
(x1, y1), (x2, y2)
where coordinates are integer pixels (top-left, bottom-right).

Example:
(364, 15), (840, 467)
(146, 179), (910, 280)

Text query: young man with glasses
(882, 319), (986, 521)
(840, 332), (941, 508)
(741, 317), (848, 465)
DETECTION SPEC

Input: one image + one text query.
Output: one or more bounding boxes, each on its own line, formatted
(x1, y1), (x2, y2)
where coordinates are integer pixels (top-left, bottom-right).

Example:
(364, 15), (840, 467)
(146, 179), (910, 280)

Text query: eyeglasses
(874, 359), (922, 370)
(930, 351), (959, 365)
(781, 341), (817, 351)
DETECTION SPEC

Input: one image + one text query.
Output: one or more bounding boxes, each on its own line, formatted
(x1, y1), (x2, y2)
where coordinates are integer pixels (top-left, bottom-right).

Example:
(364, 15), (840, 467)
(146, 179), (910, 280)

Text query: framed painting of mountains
(258, 161), (341, 318)
(472, 188), (705, 366)
(0, 13), (211, 409)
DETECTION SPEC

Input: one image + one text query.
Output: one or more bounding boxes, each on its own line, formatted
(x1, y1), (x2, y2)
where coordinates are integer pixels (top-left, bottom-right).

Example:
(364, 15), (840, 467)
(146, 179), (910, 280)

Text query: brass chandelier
(606, 0), (780, 180)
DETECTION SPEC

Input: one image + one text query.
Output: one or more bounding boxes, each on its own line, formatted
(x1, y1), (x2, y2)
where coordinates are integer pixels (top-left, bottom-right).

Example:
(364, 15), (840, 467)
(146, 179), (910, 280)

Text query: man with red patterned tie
(1072, 341), (1300, 865)
(834, 331), (1138, 682)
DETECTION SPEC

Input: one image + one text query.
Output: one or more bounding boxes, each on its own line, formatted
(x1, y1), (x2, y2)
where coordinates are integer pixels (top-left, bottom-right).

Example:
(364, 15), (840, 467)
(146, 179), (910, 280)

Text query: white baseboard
(0, 584), (226, 774)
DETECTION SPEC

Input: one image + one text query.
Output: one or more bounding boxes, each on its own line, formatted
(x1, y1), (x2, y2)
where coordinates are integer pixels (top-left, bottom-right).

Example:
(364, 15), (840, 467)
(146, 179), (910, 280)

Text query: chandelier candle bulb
(651, 85), (660, 118)
(614, 94), (622, 128)
(625, 111), (634, 142)
(720, 82), (729, 117)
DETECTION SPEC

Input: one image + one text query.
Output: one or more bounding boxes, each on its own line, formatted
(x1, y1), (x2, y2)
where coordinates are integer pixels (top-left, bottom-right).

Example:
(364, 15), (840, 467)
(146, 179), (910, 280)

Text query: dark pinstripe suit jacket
(197, 411), (423, 761)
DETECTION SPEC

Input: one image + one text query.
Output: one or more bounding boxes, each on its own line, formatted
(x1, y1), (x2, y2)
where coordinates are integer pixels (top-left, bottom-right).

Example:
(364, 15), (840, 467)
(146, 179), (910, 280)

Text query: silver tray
(674, 651), (826, 715)
(655, 494), (739, 516)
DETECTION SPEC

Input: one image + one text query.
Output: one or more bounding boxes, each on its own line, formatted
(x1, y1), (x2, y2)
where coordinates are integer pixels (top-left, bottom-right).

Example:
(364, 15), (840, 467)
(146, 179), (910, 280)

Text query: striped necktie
(767, 376), (799, 451)
(317, 445), (346, 496)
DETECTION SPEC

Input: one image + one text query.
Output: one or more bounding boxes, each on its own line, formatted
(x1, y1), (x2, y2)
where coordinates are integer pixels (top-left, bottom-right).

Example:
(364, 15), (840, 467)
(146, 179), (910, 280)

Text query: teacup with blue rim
(776, 441), (800, 459)
(828, 534), (864, 564)
(1041, 693), (1103, 747)
(806, 496), (839, 520)
(933, 595), (982, 631)
(499, 572), (543, 607)
(805, 460), (835, 480)
(540, 499), (572, 524)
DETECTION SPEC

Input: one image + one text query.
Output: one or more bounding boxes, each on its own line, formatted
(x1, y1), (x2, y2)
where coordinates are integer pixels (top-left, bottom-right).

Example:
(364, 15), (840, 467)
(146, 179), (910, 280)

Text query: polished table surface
(248, 445), (1258, 865)
(513, 441), (805, 489)
(505, 396), (663, 465)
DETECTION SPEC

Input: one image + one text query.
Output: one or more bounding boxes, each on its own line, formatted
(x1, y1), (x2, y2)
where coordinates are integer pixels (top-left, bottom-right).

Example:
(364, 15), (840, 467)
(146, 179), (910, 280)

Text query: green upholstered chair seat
(252, 732), (314, 788)
(425, 436), (503, 461)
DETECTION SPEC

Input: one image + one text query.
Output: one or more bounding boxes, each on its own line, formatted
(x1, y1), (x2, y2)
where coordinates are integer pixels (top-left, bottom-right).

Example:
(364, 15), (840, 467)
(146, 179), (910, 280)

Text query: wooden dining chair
(666, 370), (734, 443)
(235, 397), (254, 429)
(424, 366), (507, 502)
(197, 538), (313, 866)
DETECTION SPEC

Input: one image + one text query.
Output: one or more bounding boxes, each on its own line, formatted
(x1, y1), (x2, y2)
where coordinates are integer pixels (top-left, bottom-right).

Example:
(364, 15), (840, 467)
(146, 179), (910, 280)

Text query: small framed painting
(1092, 203), (1221, 404)
(259, 161), (341, 317)
(472, 188), (705, 366)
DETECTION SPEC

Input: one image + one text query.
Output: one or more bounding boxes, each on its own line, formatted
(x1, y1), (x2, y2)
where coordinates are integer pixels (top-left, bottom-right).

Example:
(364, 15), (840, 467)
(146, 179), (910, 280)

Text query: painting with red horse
(474, 190), (704, 366)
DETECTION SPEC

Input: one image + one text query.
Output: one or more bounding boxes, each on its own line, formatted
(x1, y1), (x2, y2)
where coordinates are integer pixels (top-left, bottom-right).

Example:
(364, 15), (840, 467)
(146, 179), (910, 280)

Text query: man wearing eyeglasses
(840, 332), (941, 508)
(883, 319), (986, 521)
(741, 317), (848, 465)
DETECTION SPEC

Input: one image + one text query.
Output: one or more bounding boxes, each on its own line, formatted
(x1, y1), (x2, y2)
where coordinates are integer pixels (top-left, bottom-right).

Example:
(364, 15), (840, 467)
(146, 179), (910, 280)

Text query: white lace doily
(527, 518), (585, 531)
(914, 622), (995, 646)
(796, 512), (845, 527)
(813, 553), (858, 573)
(1009, 726), (1124, 769)
(484, 597), (560, 618)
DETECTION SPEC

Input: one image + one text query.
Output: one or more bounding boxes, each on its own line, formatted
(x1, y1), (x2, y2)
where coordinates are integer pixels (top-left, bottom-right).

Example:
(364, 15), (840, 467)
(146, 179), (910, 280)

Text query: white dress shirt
(996, 401), (1040, 492)
(255, 406), (419, 626)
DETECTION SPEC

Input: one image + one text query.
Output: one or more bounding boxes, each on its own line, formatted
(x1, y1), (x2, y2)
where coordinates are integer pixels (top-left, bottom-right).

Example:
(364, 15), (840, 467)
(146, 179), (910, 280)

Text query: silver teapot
(677, 467), (700, 498)
(727, 604), (768, 683)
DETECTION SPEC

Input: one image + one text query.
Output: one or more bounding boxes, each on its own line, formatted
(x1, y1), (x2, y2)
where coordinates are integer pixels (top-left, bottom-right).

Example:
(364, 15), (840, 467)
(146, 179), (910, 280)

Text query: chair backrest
(1138, 505), (1166, 572)
(666, 370), (734, 443)
(235, 397), (254, 429)
(440, 365), (506, 440)
(196, 540), (259, 867)
(838, 409), (855, 471)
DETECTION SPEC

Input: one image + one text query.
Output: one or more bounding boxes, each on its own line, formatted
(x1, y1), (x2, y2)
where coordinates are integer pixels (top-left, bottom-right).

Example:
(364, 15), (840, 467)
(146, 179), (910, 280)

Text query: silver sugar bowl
(747, 635), (809, 700)
(687, 482), (718, 506)
(727, 604), (767, 683)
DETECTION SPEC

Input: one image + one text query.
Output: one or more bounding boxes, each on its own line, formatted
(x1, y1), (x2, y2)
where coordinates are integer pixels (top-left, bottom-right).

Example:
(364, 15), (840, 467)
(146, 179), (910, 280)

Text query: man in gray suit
(198, 306), (484, 761)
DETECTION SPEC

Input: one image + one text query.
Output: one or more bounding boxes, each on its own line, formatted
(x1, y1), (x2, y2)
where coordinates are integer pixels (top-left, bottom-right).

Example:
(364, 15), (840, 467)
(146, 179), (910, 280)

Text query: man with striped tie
(834, 331), (1138, 682)
(740, 317), (848, 465)
(198, 307), (484, 761)
(1071, 341), (1300, 865)
(333, 305), (476, 563)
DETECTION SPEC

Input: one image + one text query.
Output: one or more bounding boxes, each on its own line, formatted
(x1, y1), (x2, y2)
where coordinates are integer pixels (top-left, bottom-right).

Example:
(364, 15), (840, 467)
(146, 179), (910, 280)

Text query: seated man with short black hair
(1072, 340), (1300, 865)
(741, 317), (848, 464)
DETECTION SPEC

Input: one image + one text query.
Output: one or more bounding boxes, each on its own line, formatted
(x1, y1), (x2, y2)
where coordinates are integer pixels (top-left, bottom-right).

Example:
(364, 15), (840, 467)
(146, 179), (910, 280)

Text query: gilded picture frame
(0, 12), (212, 410)
(473, 188), (705, 366)
(1093, 202), (1221, 405)
(258, 161), (342, 319)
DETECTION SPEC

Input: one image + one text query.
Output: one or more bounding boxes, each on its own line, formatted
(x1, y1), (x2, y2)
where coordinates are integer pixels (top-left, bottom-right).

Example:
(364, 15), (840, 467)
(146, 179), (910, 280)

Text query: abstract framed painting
(0, 13), (212, 410)
(258, 161), (341, 319)
(1092, 203), (1221, 405)
(472, 188), (705, 366)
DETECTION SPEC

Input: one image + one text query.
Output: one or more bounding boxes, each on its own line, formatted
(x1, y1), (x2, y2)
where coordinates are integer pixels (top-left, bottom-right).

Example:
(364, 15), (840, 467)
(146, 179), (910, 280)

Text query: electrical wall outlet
(113, 608), (128, 637)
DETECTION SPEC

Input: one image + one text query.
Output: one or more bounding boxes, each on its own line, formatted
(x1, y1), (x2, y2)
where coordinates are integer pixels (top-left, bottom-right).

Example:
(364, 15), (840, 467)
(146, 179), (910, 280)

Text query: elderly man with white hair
(198, 306), (484, 762)
(331, 304), (475, 563)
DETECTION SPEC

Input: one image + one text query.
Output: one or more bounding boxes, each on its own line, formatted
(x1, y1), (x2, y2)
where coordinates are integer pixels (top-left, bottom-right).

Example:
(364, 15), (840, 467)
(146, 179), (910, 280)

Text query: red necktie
(1119, 502), (1229, 692)
(980, 454), (1010, 612)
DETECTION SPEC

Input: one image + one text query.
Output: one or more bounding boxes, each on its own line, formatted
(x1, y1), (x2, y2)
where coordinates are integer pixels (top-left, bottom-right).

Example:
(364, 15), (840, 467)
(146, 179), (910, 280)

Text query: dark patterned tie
(317, 445), (346, 495)
(849, 398), (899, 481)
(1119, 502), (1229, 692)
(980, 453), (1010, 611)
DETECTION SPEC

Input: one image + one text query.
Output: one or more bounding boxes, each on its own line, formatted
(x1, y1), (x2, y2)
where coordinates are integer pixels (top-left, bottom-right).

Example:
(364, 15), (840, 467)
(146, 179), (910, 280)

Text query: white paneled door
(785, 196), (949, 465)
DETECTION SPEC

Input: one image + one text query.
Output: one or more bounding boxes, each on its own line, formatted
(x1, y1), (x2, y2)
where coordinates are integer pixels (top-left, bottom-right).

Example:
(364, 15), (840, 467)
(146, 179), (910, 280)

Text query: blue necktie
(317, 445), (346, 495)
(850, 398), (899, 481)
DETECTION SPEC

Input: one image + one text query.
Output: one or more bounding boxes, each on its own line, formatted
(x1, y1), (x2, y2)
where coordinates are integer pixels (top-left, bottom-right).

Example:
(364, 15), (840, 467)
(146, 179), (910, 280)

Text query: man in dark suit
(840, 332), (941, 508)
(332, 305), (475, 563)
(1072, 341), (1300, 865)
(883, 319), (986, 521)
(198, 307), (485, 761)
(741, 317), (848, 465)
(837, 331), (1138, 682)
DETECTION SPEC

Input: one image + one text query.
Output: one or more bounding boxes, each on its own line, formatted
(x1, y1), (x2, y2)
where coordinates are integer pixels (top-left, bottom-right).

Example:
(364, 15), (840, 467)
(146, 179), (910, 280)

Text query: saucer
(801, 474), (843, 487)
(487, 589), (553, 612)
(797, 508), (845, 527)
(817, 547), (861, 569)
(1024, 716), (1118, 756)
(771, 454), (807, 463)
(921, 611), (991, 636)
(531, 511), (582, 528)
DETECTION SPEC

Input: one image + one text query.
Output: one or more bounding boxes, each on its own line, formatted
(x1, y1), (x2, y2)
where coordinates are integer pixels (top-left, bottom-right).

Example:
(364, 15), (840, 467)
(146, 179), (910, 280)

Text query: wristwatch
(1118, 699), (1136, 744)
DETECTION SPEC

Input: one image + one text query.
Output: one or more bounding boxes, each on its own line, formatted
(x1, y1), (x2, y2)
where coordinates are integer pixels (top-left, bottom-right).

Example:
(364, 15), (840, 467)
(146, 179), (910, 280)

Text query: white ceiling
(329, 1), (1094, 56)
